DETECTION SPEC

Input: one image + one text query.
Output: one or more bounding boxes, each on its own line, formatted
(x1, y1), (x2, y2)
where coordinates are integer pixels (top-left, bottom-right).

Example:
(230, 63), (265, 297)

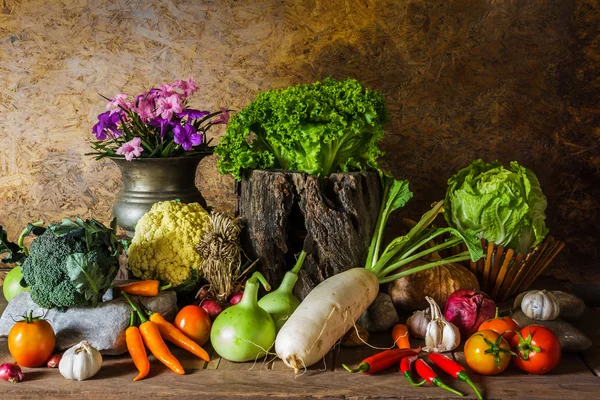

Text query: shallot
(229, 291), (243, 305)
(0, 363), (24, 383)
(201, 298), (223, 320)
(47, 354), (62, 368)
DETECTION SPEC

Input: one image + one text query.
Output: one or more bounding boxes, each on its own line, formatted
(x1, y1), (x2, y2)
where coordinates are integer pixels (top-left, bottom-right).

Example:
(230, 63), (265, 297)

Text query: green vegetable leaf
(0, 226), (24, 265)
(445, 159), (548, 254)
(366, 175), (413, 269)
(65, 253), (117, 307)
(215, 78), (388, 180)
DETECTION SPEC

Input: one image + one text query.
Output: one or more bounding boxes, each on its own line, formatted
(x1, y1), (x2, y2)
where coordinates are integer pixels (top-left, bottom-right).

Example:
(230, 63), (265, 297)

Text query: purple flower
(116, 137), (144, 161)
(148, 117), (174, 138)
(176, 109), (209, 120)
(92, 111), (122, 140)
(173, 123), (202, 151)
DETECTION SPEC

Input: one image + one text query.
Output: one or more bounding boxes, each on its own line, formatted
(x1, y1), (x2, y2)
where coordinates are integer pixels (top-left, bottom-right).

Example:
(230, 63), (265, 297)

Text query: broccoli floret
(21, 220), (120, 309)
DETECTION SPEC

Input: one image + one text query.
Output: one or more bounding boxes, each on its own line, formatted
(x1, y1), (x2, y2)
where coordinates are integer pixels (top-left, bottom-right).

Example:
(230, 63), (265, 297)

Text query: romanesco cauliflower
(128, 200), (209, 287)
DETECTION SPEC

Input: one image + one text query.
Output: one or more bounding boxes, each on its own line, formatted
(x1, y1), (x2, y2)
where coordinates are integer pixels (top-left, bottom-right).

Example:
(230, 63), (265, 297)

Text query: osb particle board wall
(0, 0), (598, 283)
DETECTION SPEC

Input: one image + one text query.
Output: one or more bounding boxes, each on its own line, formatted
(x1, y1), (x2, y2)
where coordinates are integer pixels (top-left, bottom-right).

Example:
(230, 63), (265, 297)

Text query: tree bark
(236, 170), (382, 299)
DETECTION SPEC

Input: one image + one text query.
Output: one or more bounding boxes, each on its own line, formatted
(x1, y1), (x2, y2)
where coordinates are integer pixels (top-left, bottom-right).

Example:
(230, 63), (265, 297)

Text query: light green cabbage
(444, 159), (548, 254)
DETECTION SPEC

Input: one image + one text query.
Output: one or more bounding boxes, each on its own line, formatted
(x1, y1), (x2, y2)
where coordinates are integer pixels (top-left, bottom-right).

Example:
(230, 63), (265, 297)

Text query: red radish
(229, 291), (243, 305)
(0, 363), (24, 383)
(47, 354), (62, 368)
(201, 298), (223, 320)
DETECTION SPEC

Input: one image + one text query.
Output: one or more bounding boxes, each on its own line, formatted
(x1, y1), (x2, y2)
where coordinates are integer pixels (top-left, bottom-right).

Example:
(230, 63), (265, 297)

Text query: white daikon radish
(276, 268), (379, 371)
(274, 176), (484, 373)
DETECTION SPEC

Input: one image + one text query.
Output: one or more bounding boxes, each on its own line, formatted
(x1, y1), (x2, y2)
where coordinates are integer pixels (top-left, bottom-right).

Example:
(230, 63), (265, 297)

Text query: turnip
(210, 272), (276, 362)
(275, 175), (484, 373)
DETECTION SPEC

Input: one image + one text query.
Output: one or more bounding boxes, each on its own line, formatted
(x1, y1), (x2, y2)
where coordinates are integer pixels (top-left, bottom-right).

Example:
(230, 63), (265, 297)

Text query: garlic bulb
(423, 296), (460, 353)
(406, 308), (431, 339)
(59, 341), (102, 381)
(520, 290), (560, 321)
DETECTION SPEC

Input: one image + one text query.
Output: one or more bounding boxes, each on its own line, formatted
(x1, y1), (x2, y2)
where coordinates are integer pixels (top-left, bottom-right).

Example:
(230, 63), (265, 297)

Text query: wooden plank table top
(0, 327), (599, 400)
(0, 293), (599, 399)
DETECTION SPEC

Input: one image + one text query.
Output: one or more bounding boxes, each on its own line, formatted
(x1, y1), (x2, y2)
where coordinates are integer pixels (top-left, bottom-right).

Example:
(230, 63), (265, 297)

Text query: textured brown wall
(0, 0), (598, 282)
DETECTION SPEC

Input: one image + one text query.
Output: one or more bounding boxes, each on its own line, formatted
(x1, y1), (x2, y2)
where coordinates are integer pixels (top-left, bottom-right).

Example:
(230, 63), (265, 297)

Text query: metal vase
(111, 156), (208, 236)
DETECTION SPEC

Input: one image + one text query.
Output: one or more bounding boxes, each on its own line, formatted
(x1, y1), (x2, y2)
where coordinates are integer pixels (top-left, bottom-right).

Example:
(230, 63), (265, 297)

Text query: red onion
(47, 354), (62, 368)
(229, 291), (243, 305)
(201, 298), (223, 320)
(0, 363), (24, 383)
(443, 289), (496, 337)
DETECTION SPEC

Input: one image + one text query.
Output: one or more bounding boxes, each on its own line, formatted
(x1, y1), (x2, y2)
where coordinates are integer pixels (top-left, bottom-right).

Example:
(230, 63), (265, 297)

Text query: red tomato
(174, 305), (212, 346)
(8, 312), (56, 367)
(464, 330), (513, 375)
(478, 314), (519, 342)
(510, 325), (561, 374)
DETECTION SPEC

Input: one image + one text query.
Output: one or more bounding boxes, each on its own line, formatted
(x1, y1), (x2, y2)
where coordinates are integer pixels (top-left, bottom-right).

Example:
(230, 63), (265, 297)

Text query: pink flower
(155, 94), (183, 120)
(174, 78), (199, 97)
(107, 93), (129, 114)
(134, 98), (155, 121)
(213, 107), (231, 125)
(159, 83), (176, 96)
(116, 137), (144, 161)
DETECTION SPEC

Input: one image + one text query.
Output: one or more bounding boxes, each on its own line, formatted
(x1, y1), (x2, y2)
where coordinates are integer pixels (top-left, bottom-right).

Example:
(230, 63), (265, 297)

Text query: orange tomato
(478, 315), (519, 342)
(174, 305), (211, 345)
(391, 324), (411, 349)
(464, 330), (512, 375)
(8, 311), (55, 367)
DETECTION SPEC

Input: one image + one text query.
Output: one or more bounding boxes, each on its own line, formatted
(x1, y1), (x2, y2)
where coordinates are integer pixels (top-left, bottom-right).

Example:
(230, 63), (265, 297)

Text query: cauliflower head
(128, 200), (209, 287)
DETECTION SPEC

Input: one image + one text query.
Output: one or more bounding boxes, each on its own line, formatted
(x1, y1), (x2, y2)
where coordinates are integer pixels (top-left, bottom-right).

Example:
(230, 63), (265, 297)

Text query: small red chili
(415, 359), (465, 397)
(399, 354), (425, 386)
(342, 348), (419, 374)
(428, 353), (483, 400)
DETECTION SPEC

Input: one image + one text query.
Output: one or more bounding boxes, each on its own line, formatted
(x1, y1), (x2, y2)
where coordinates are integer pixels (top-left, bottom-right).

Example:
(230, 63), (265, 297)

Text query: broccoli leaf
(0, 226), (24, 265)
(215, 77), (387, 180)
(65, 253), (118, 307)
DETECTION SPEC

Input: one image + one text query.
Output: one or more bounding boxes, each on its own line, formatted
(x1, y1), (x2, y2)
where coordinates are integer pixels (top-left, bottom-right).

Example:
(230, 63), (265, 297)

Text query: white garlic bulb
(423, 296), (460, 353)
(59, 341), (103, 381)
(406, 308), (431, 339)
(520, 290), (560, 321)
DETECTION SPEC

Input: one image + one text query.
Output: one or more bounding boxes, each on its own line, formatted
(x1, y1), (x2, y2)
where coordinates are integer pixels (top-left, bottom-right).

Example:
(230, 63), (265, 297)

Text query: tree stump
(236, 170), (382, 299)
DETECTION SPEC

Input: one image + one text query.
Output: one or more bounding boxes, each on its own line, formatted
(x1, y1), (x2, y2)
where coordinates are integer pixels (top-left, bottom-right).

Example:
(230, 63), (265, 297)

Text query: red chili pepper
(428, 353), (483, 400)
(342, 348), (419, 374)
(400, 355), (425, 386)
(415, 359), (465, 397)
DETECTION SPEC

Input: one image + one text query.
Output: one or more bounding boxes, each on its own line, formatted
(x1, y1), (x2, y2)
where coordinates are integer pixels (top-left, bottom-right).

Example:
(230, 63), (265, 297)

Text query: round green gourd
(210, 272), (276, 362)
(258, 271), (301, 331)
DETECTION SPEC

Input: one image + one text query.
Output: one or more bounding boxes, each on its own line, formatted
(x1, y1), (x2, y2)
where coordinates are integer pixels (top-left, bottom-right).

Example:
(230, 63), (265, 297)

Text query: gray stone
(358, 292), (400, 332)
(512, 310), (592, 352)
(0, 291), (178, 355)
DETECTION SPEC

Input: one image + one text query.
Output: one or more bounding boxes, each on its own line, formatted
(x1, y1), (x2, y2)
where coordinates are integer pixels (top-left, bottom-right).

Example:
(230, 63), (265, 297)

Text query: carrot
(122, 293), (185, 375)
(117, 280), (171, 297)
(149, 313), (211, 362)
(125, 312), (150, 382)
(392, 324), (411, 349)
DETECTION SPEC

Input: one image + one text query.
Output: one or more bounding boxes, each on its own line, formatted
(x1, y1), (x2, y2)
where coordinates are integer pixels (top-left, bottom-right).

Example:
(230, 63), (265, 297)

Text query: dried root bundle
(197, 212), (244, 301)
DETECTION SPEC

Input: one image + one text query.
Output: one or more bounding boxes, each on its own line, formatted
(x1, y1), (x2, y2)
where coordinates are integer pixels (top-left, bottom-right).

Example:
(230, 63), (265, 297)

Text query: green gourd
(258, 251), (305, 331)
(210, 272), (276, 362)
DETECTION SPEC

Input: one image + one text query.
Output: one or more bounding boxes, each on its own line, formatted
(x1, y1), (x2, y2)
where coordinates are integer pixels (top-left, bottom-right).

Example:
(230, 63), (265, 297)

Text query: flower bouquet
(88, 78), (229, 160)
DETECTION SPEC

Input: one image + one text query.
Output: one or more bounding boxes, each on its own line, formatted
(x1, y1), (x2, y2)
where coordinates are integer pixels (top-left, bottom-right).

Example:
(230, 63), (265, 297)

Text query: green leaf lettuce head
(444, 159), (549, 254)
(215, 77), (388, 180)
